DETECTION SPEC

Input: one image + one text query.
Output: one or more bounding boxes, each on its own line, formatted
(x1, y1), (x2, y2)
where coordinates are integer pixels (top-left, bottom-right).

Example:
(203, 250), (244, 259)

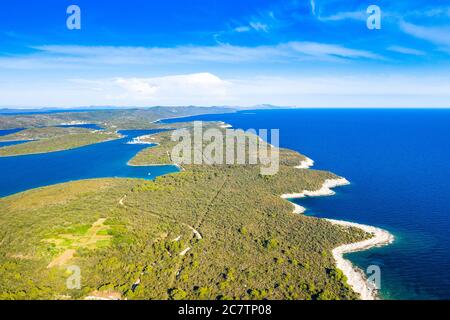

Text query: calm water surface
(163, 109), (450, 300)
(0, 129), (178, 197)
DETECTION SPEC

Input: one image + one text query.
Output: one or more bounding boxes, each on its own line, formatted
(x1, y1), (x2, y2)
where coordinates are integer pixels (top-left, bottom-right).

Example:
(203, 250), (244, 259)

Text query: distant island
(0, 107), (236, 156)
(0, 107), (392, 300)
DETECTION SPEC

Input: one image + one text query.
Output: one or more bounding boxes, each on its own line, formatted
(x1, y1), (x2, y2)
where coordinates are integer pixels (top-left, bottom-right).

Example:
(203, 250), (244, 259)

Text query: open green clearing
(45, 218), (113, 268)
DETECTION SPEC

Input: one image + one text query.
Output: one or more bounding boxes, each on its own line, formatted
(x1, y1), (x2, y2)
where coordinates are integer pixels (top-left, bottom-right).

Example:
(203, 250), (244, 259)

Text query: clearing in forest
(45, 218), (112, 268)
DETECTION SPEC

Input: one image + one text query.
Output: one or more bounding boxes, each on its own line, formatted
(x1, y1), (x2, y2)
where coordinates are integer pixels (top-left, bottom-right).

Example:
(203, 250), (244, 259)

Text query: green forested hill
(0, 107), (235, 130)
(0, 127), (121, 157)
(0, 124), (369, 300)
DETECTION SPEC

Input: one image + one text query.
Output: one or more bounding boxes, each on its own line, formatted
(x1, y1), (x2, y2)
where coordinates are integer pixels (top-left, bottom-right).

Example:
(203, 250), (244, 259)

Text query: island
(0, 109), (392, 300)
(0, 107), (236, 156)
(0, 127), (122, 157)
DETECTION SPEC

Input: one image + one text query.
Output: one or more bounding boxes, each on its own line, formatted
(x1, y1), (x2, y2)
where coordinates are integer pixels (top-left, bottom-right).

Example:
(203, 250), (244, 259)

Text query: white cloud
(233, 21), (269, 33)
(288, 42), (381, 60)
(114, 78), (159, 97)
(234, 26), (251, 33)
(68, 73), (230, 105)
(319, 10), (366, 22)
(3, 72), (450, 108)
(400, 21), (450, 51)
(387, 46), (425, 56)
(407, 6), (450, 18)
(310, 0), (316, 16)
(0, 42), (380, 71)
(249, 21), (269, 32)
(112, 73), (229, 101)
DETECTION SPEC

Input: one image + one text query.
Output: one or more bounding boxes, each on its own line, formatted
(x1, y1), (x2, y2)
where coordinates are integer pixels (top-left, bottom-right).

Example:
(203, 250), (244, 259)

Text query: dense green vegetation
(0, 127), (96, 141)
(0, 108), (236, 156)
(0, 107), (235, 130)
(0, 131), (121, 157)
(0, 122), (370, 300)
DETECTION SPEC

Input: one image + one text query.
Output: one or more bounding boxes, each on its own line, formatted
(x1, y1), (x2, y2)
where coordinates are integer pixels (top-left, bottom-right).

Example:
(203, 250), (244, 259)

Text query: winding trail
(121, 196), (212, 299)
(166, 177), (228, 296)
(183, 224), (203, 240)
(179, 247), (191, 256)
(47, 249), (76, 268)
(119, 195), (126, 206)
(195, 177), (228, 230)
(120, 193), (203, 244)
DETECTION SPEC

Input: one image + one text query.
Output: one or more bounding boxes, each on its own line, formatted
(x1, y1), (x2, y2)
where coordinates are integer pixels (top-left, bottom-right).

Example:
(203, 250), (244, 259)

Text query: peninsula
(0, 110), (392, 300)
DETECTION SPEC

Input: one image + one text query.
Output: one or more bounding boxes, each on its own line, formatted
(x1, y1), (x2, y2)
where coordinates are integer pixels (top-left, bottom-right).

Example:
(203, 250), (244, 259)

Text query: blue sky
(1, 0), (450, 108)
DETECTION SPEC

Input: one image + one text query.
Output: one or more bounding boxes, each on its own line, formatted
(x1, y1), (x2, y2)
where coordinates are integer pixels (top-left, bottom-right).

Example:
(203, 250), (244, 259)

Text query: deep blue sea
(0, 129), (29, 148)
(0, 128), (24, 136)
(162, 109), (450, 300)
(0, 129), (179, 197)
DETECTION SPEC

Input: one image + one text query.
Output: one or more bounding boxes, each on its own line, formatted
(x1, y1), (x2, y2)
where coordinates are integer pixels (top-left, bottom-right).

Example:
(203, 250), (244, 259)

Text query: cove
(0, 129), (179, 198)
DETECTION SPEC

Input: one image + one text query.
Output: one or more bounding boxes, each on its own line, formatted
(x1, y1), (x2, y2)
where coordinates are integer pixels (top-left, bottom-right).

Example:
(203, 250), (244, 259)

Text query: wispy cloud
(287, 42), (381, 60)
(249, 21), (269, 32)
(0, 72), (231, 107)
(0, 1), (449, 109)
(234, 21), (269, 33)
(387, 46), (426, 56)
(405, 6), (450, 18)
(111, 73), (229, 100)
(4, 72), (450, 108)
(310, 0), (316, 16)
(319, 10), (366, 22)
(234, 26), (251, 33)
(423, 7), (450, 17)
(0, 42), (382, 70)
(400, 21), (450, 52)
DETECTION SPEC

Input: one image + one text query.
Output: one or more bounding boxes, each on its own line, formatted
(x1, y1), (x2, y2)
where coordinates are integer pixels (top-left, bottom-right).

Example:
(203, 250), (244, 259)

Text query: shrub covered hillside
(0, 126), (122, 157)
(0, 123), (369, 300)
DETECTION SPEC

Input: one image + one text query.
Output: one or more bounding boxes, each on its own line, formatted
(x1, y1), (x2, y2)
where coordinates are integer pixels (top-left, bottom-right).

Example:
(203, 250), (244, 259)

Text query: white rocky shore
(127, 135), (156, 145)
(281, 178), (351, 214)
(282, 158), (394, 300)
(295, 157), (315, 169)
(59, 121), (89, 126)
(326, 219), (394, 300)
(219, 122), (233, 129)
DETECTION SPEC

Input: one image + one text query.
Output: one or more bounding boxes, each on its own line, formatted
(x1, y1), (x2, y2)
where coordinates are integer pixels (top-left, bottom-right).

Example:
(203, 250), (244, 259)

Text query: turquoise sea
(162, 109), (450, 300)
